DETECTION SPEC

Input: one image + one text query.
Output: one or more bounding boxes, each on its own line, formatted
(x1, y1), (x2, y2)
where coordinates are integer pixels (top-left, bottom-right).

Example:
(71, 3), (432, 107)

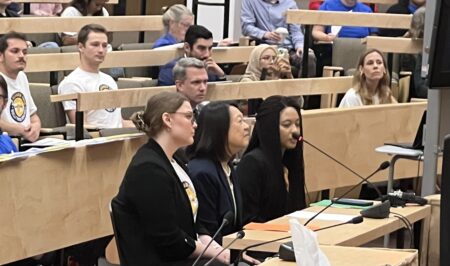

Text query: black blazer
(114, 139), (197, 266)
(188, 158), (243, 244)
(237, 148), (303, 224)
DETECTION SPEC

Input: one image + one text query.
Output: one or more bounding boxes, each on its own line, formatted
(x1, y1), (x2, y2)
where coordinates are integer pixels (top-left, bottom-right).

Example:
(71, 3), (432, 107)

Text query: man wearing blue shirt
(158, 25), (226, 86)
(241, 0), (316, 77)
(312, 0), (378, 42)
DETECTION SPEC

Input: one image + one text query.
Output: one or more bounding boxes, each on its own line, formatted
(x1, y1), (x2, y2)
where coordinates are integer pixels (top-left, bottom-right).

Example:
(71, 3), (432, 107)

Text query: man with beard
(158, 25), (226, 86)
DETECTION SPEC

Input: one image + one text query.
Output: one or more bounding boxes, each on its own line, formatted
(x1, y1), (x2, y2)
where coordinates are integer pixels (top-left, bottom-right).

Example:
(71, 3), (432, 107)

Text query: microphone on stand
(204, 231), (245, 266)
(292, 133), (391, 221)
(192, 211), (234, 266)
(303, 160), (389, 226)
(292, 133), (385, 198)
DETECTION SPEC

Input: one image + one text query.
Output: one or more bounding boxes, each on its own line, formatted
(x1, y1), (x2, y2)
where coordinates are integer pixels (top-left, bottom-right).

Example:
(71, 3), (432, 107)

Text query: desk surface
(224, 204), (430, 252)
(260, 246), (418, 266)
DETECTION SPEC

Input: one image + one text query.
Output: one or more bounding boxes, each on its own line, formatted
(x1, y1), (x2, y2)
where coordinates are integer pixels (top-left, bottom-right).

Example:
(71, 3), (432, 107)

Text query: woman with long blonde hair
(340, 49), (397, 107)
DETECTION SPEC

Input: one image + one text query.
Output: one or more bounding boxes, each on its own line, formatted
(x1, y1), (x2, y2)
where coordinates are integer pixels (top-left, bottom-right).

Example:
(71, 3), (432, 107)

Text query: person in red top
(309, 0), (323, 10)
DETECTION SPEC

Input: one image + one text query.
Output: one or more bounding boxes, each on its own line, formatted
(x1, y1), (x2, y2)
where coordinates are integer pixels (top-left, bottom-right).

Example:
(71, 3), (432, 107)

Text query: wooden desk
(261, 246), (418, 266)
(25, 46), (256, 73)
(224, 204), (430, 265)
(286, 10), (412, 29)
(363, 37), (423, 54)
(0, 136), (147, 265)
(0, 16), (162, 34)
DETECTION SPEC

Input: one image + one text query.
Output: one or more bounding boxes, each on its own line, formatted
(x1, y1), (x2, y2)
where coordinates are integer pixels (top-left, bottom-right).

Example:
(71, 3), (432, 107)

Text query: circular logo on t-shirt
(99, 84), (116, 113)
(9, 92), (27, 122)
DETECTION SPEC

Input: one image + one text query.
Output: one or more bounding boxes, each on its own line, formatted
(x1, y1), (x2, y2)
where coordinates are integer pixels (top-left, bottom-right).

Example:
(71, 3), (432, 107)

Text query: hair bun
(131, 111), (147, 131)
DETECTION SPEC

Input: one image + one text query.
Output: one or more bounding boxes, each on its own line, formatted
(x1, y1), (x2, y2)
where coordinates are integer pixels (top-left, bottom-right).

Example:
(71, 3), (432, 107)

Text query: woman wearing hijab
(240, 44), (293, 82)
(236, 95), (306, 224)
(240, 45), (295, 114)
(339, 49), (397, 107)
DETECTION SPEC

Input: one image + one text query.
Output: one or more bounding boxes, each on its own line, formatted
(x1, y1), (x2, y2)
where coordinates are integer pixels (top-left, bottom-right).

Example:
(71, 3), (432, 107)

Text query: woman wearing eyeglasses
(114, 92), (228, 265)
(240, 44), (293, 83)
(240, 44), (299, 114)
(153, 4), (194, 49)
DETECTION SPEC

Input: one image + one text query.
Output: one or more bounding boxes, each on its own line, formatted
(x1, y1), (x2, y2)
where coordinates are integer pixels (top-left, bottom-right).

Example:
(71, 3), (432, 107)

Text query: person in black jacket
(186, 102), (261, 264)
(237, 95), (306, 224)
(379, 0), (425, 37)
(114, 91), (228, 266)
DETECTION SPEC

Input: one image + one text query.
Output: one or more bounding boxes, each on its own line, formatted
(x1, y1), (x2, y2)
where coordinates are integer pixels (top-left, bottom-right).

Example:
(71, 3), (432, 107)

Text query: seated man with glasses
(0, 75), (17, 154)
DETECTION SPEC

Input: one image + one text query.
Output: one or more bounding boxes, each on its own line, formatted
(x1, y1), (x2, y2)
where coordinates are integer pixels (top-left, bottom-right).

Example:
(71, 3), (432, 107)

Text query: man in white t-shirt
(58, 24), (132, 129)
(0, 32), (41, 142)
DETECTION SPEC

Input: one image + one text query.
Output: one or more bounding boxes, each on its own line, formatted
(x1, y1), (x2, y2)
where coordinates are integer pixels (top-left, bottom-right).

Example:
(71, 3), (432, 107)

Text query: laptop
(385, 110), (427, 150)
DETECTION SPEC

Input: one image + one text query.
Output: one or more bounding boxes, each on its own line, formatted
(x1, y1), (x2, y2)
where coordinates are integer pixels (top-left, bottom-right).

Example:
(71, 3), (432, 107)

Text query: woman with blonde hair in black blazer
(114, 91), (228, 265)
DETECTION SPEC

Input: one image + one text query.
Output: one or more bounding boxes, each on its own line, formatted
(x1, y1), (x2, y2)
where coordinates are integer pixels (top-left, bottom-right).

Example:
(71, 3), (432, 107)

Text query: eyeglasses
(179, 21), (193, 29)
(260, 55), (277, 62)
(170, 111), (196, 124)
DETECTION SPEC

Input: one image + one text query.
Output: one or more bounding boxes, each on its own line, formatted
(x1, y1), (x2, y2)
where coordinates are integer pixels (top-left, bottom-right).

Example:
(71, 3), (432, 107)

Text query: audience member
(312, 0), (378, 42)
(240, 44), (300, 114)
(173, 57), (208, 114)
(153, 4), (194, 49)
(339, 49), (397, 107)
(237, 95), (306, 224)
(60, 0), (109, 46)
(158, 25), (226, 86)
(407, 6), (427, 98)
(153, 4), (231, 49)
(0, 0), (19, 17)
(241, 0), (316, 77)
(30, 4), (62, 16)
(58, 24), (132, 128)
(379, 0), (426, 37)
(0, 32), (41, 142)
(114, 91), (229, 265)
(309, 0), (324, 10)
(0, 75), (17, 154)
(0, 1), (58, 48)
(240, 44), (293, 82)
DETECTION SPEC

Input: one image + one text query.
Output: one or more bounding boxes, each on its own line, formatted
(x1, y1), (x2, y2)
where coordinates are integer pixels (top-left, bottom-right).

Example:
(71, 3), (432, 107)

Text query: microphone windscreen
(292, 132), (301, 140)
(223, 211), (234, 226)
(236, 230), (245, 239)
(379, 161), (390, 170)
(351, 216), (364, 224)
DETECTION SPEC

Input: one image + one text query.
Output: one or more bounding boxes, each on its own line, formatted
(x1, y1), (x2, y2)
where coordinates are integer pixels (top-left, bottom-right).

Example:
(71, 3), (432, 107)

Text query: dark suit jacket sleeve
(124, 162), (196, 260)
(191, 170), (221, 236)
(236, 153), (263, 225)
